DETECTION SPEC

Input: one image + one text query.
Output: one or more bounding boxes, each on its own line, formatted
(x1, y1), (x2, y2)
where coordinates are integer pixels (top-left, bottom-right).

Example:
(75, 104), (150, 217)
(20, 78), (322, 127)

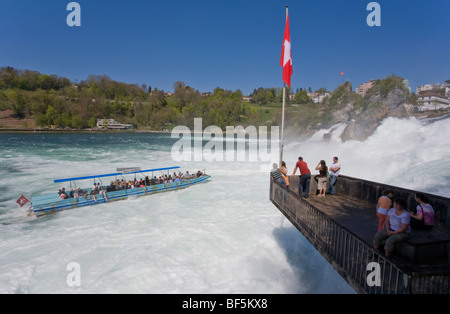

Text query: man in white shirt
(327, 156), (341, 195)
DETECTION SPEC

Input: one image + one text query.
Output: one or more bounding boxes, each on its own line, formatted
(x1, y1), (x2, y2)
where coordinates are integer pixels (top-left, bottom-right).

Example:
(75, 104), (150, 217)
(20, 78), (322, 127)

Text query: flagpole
(279, 5), (288, 167)
(280, 84), (286, 167)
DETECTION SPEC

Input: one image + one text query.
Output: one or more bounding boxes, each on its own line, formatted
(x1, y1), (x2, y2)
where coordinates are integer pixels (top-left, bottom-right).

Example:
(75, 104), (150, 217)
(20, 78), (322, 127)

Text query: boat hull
(32, 175), (210, 216)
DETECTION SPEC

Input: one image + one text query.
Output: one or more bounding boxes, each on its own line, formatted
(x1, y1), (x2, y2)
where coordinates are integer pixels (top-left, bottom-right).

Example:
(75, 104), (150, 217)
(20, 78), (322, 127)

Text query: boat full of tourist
(27, 166), (210, 216)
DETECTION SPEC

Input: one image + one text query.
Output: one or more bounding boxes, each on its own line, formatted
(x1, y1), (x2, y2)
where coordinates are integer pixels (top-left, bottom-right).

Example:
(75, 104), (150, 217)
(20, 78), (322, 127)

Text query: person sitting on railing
(409, 193), (435, 231)
(271, 163), (286, 188)
(281, 161), (290, 190)
(373, 198), (411, 257)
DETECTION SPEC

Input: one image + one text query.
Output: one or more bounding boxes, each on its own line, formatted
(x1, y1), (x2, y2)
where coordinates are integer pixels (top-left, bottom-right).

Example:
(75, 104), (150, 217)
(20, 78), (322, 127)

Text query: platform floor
(294, 190), (450, 268)
(303, 192), (378, 245)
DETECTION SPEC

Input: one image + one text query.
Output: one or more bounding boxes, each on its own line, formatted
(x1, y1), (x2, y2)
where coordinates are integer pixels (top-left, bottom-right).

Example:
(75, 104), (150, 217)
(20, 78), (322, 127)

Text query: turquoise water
(1, 115), (449, 294)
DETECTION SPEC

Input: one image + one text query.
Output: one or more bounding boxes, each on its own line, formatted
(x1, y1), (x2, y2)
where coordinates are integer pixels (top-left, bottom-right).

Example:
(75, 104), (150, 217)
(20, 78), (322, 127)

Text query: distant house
(307, 92), (330, 103)
(97, 119), (133, 130)
(202, 92), (212, 97)
(356, 80), (376, 96)
(242, 96), (252, 102)
(445, 80), (450, 97)
(416, 83), (442, 95)
(417, 90), (450, 111)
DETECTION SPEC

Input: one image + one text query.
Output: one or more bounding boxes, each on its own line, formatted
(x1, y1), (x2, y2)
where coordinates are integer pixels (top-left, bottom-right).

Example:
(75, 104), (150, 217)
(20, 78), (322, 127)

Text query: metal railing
(270, 179), (450, 294)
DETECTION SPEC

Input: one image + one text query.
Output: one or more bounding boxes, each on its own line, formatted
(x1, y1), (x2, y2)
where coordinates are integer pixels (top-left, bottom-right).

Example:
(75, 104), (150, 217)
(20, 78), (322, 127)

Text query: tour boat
(28, 166), (210, 216)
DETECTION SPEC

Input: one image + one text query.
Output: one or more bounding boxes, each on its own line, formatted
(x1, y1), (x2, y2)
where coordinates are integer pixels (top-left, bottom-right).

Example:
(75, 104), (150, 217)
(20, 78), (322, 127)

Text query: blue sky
(1, 0), (449, 95)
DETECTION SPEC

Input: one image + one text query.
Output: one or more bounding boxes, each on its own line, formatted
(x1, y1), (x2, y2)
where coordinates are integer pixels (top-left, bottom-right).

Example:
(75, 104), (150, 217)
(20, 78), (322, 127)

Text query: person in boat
(373, 198), (411, 257)
(58, 188), (68, 199)
(197, 170), (203, 177)
(100, 187), (108, 202)
(89, 187), (98, 202)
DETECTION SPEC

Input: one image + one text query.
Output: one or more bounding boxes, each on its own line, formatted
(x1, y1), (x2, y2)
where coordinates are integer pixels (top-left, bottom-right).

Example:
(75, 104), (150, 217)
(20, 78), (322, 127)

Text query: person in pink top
(409, 192), (435, 230)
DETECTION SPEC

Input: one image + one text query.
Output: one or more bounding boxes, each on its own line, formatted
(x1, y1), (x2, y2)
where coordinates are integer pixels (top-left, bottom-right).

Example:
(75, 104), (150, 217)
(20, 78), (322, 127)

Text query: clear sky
(1, 0), (449, 95)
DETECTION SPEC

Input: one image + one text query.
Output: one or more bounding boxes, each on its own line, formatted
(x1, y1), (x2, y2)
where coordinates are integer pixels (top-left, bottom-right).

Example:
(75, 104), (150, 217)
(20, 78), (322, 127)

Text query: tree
(46, 105), (58, 125)
(295, 90), (310, 104)
(71, 115), (85, 129)
(9, 90), (27, 118)
(39, 74), (56, 90)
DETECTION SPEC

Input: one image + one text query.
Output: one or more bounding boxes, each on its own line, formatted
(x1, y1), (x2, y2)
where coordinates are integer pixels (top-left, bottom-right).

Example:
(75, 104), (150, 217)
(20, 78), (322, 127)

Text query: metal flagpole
(279, 5), (288, 167)
(280, 84), (286, 167)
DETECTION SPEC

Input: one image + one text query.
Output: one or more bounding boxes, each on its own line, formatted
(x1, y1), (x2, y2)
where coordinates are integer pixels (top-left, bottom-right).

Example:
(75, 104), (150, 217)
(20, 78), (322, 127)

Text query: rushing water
(1, 116), (449, 294)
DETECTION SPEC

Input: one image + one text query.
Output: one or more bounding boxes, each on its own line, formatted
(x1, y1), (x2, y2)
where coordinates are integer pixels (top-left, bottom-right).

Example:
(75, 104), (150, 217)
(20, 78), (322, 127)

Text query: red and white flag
(340, 71), (344, 76)
(280, 11), (292, 87)
(16, 195), (29, 207)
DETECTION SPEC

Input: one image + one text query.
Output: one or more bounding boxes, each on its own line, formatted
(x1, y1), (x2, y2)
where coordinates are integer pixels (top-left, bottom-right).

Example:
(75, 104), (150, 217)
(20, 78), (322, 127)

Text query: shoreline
(0, 128), (173, 134)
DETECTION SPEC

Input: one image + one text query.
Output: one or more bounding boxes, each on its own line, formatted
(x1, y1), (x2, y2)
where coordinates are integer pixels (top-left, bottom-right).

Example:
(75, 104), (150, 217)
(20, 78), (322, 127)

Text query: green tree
(295, 90), (310, 104)
(39, 74), (55, 90)
(88, 117), (97, 128)
(46, 105), (58, 125)
(71, 115), (85, 129)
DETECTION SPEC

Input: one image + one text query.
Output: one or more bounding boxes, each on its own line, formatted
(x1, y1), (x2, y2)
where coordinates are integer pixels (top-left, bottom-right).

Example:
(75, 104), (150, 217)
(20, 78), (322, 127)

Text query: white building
(306, 92), (330, 103)
(96, 119), (133, 130)
(445, 80), (450, 97)
(416, 83), (442, 95)
(417, 90), (450, 111)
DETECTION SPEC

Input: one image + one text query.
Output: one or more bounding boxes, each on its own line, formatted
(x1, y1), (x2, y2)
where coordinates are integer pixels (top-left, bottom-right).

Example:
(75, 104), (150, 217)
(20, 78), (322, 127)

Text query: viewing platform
(270, 174), (450, 294)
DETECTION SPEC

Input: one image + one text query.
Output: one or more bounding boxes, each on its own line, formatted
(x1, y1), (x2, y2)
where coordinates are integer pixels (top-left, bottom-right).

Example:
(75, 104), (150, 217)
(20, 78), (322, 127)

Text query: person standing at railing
(291, 156), (311, 199)
(327, 156), (341, 195)
(315, 160), (328, 198)
(373, 198), (411, 257)
(281, 161), (290, 190)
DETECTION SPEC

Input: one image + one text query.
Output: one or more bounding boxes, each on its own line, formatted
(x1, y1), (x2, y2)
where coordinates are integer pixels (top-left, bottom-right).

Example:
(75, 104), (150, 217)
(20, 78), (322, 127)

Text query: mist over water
(0, 116), (448, 294)
(284, 116), (450, 197)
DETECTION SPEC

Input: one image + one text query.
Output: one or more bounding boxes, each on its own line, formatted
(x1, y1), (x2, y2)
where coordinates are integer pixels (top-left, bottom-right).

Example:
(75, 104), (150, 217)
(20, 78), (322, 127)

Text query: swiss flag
(280, 11), (292, 87)
(16, 195), (29, 207)
(340, 71), (344, 76)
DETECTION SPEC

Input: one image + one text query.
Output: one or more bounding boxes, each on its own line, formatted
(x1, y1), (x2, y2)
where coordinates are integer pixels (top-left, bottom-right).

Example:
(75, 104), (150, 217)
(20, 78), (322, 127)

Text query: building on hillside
(402, 79), (411, 93)
(307, 92), (331, 103)
(356, 80), (376, 96)
(417, 90), (450, 111)
(444, 80), (450, 97)
(416, 83), (442, 95)
(96, 119), (133, 130)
